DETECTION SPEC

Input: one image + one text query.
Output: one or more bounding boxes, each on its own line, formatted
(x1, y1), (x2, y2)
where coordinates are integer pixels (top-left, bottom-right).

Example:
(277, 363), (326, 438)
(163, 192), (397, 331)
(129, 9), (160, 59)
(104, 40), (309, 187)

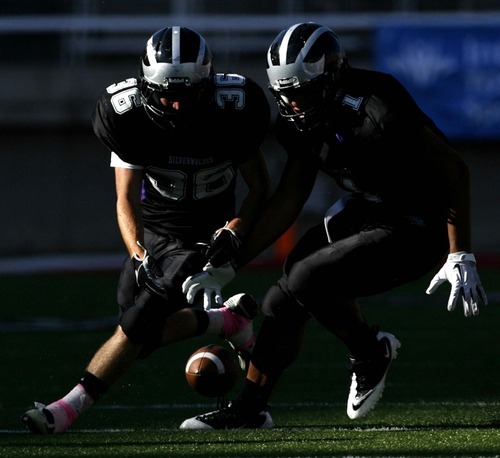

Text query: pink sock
(206, 307), (253, 350)
(218, 307), (250, 337)
(46, 384), (95, 433)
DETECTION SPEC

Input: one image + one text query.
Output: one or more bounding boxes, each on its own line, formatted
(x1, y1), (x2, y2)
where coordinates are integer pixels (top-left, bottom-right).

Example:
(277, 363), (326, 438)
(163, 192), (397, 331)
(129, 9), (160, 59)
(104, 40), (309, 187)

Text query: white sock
(205, 308), (225, 335)
(46, 384), (95, 433)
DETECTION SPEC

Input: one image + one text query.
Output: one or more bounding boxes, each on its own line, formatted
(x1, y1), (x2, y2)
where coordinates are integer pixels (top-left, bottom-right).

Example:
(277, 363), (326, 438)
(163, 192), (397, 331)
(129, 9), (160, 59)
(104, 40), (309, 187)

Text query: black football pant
(251, 202), (448, 380)
(117, 228), (206, 357)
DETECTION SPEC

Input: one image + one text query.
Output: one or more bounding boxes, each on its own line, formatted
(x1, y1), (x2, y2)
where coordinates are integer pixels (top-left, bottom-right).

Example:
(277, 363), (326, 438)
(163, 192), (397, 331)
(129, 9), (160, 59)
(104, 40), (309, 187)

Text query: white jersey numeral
(214, 74), (246, 110)
(146, 161), (235, 201)
(110, 87), (142, 114)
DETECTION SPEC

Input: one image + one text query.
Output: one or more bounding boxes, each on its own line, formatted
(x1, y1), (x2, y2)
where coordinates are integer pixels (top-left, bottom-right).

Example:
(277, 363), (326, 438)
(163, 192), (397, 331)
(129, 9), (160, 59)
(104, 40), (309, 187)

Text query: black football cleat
(180, 401), (273, 430)
(21, 402), (56, 434)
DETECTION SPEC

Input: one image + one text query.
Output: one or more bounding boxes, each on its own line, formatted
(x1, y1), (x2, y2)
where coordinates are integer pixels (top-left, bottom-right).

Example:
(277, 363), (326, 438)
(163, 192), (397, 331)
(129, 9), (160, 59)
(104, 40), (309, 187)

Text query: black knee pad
(116, 247), (205, 358)
(119, 290), (167, 351)
(285, 261), (318, 307)
(262, 280), (311, 326)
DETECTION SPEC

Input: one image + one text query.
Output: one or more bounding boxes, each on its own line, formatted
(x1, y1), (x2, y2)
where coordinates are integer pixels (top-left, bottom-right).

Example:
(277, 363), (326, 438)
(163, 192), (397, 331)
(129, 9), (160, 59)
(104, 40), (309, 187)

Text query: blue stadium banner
(375, 24), (500, 141)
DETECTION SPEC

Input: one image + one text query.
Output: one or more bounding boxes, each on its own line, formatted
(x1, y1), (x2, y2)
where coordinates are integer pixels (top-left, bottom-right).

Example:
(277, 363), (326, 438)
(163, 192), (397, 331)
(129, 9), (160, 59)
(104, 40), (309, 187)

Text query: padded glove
(182, 262), (236, 310)
(132, 251), (167, 300)
(207, 225), (242, 267)
(426, 252), (488, 317)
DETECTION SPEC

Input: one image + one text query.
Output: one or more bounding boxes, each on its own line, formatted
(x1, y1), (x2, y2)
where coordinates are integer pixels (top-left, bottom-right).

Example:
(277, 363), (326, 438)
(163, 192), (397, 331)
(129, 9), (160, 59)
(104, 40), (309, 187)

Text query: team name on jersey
(168, 156), (214, 166)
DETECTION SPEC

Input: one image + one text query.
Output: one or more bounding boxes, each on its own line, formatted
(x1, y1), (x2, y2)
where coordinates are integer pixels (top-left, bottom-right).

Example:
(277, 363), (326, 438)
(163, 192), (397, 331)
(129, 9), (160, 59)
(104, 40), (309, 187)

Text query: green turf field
(0, 265), (499, 457)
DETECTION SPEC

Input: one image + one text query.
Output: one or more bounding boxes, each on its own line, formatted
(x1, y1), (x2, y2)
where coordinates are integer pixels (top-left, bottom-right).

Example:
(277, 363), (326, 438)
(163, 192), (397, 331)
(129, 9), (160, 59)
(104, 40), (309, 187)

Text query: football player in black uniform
(180, 22), (488, 429)
(21, 26), (272, 434)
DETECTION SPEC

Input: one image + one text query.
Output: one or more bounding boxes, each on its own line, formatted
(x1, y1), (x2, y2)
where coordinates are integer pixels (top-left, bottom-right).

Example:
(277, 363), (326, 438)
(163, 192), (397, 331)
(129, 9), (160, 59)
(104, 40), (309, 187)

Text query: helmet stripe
(279, 23), (300, 65)
(172, 26), (181, 65)
(296, 25), (331, 64)
(196, 36), (207, 65)
(146, 35), (156, 64)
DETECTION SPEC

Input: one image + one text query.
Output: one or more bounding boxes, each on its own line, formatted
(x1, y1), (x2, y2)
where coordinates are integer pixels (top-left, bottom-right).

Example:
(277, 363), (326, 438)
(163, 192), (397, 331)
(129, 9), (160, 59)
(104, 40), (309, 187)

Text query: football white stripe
(185, 352), (225, 374)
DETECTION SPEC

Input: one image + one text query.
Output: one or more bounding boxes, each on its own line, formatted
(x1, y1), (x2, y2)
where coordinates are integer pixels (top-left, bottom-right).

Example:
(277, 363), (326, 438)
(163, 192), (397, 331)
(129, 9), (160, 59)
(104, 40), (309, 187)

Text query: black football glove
(206, 226), (242, 268)
(132, 251), (168, 300)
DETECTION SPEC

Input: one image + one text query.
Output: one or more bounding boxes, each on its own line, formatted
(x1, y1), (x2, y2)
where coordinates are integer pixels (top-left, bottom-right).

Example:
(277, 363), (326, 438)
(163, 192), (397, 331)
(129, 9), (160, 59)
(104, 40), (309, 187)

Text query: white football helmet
(266, 22), (347, 131)
(139, 26), (213, 128)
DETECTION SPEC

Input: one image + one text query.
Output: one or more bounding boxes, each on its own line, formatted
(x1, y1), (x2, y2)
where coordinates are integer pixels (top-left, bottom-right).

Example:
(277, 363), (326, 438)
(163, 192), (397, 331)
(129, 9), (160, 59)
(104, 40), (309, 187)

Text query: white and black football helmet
(139, 26), (213, 128)
(266, 22), (347, 131)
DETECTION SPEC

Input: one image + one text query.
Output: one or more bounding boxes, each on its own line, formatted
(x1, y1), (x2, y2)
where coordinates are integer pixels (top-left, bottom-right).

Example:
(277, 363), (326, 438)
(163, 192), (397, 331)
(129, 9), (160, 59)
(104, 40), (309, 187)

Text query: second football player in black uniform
(181, 22), (488, 429)
(21, 26), (272, 433)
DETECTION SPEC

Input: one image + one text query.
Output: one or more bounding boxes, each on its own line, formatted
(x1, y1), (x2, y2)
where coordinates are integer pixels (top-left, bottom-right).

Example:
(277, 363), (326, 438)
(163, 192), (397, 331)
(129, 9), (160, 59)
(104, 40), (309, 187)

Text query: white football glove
(426, 252), (488, 317)
(182, 262), (236, 310)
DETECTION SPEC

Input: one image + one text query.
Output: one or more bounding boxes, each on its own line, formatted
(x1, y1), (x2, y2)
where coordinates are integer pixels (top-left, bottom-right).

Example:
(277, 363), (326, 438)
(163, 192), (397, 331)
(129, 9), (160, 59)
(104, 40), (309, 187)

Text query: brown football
(185, 344), (241, 397)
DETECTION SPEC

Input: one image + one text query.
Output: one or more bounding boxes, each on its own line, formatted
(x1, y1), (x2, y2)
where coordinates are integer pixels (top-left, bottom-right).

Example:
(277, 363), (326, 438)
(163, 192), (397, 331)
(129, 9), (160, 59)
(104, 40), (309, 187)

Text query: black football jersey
(276, 68), (450, 217)
(92, 73), (270, 243)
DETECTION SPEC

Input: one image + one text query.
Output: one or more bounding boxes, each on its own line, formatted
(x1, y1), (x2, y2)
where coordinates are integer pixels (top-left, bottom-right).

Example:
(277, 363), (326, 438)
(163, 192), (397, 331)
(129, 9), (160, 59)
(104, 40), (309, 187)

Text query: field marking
(3, 401), (498, 434)
(0, 317), (116, 331)
(3, 420), (498, 434)
(89, 400), (500, 410)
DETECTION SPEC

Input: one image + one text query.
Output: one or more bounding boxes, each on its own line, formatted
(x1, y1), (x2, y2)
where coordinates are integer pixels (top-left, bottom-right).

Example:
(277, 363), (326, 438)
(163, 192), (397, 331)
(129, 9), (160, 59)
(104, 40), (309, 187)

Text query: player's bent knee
(262, 282), (311, 326)
(119, 295), (166, 348)
(286, 262), (335, 308)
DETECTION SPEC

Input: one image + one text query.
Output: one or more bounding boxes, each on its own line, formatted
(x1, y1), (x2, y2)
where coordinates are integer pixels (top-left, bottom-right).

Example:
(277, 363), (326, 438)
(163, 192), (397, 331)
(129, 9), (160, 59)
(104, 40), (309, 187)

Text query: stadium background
(1, 0), (499, 268)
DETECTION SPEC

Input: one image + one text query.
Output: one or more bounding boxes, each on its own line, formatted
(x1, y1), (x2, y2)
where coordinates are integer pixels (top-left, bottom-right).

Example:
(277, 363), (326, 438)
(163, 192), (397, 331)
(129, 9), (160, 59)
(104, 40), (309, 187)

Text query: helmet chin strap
(143, 104), (204, 130)
(140, 78), (211, 130)
(142, 105), (176, 130)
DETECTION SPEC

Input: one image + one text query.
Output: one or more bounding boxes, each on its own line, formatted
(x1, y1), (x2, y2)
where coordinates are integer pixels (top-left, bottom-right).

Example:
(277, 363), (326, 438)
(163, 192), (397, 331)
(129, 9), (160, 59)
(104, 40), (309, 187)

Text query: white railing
(1, 12), (499, 60)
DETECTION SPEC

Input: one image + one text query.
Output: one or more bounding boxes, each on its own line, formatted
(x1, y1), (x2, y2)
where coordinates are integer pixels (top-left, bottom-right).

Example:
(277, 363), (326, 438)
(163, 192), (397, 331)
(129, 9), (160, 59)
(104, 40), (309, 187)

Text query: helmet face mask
(266, 22), (346, 131)
(139, 26), (213, 128)
(140, 80), (206, 121)
(271, 75), (329, 130)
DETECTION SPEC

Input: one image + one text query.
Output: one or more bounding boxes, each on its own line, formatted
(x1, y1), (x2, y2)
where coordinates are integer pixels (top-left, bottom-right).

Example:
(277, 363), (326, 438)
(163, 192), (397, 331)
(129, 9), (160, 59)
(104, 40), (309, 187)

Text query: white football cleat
(347, 331), (401, 420)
